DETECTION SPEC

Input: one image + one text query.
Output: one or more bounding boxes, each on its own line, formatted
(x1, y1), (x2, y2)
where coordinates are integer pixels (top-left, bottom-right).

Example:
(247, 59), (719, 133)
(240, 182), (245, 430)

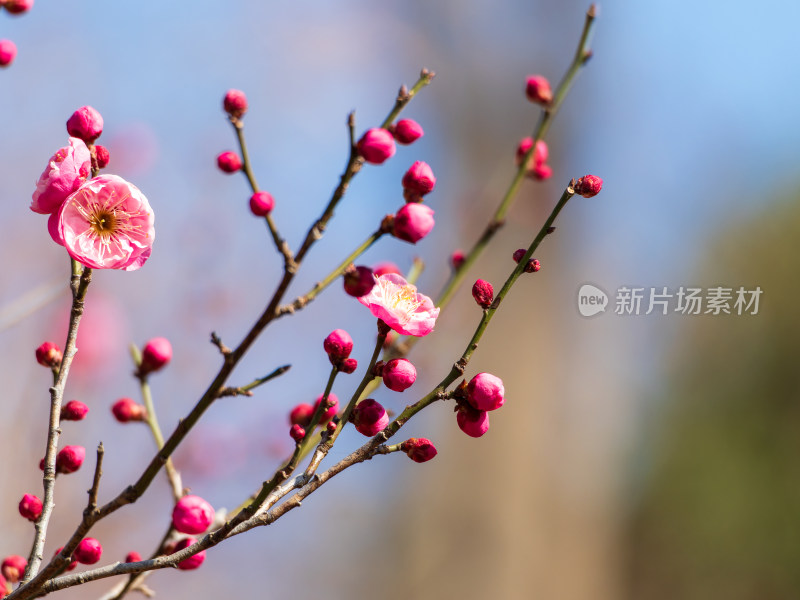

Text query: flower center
(89, 207), (118, 238)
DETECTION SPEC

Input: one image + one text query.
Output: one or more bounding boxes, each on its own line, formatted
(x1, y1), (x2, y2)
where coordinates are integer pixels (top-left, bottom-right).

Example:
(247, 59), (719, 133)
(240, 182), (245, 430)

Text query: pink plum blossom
(57, 174), (155, 270)
(172, 495), (215, 535)
(30, 138), (91, 214)
(358, 273), (439, 337)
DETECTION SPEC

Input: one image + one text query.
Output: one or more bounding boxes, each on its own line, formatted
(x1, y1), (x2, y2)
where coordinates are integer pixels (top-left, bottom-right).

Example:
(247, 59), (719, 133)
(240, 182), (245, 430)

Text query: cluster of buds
(323, 329), (357, 373)
(512, 248), (541, 273)
(515, 137), (552, 181)
(288, 392), (340, 441)
(454, 372), (506, 438)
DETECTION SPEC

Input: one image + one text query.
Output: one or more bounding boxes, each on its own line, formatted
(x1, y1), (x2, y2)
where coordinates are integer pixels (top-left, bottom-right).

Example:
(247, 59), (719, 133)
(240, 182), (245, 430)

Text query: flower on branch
(358, 273), (439, 337)
(56, 174), (155, 271)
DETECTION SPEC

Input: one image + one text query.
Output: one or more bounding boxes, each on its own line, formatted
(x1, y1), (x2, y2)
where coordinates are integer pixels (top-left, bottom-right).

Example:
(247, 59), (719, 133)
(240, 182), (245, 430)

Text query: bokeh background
(2, 1), (799, 598)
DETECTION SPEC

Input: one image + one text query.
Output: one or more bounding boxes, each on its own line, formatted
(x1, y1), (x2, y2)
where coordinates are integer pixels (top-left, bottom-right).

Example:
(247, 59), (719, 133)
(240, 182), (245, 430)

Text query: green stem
(276, 230), (385, 317)
(380, 69), (435, 128)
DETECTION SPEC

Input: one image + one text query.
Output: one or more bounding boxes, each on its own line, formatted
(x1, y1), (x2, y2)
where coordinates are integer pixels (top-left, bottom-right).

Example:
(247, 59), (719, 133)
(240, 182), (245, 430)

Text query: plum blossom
(30, 137), (91, 214)
(358, 273), (439, 337)
(57, 174), (154, 270)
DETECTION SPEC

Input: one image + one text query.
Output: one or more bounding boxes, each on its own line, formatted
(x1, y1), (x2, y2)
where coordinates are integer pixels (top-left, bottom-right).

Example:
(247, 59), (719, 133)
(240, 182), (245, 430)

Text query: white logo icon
(578, 284), (608, 317)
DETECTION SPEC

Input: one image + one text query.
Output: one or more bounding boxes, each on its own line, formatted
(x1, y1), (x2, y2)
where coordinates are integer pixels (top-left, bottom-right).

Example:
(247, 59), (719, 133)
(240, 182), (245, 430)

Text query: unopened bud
(351, 399), (389, 436)
(1, 555), (27, 583)
(400, 438), (438, 463)
(471, 279), (494, 309)
(217, 151), (242, 173)
(357, 128), (396, 165)
(392, 119), (424, 145)
(60, 400), (88, 421)
(35, 341), (62, 368)
(74, 538), (102, 565)
(112, 398), (147, 422)
(343, 265), (375, 297)
(56, 445), (85, 474)
(323, 329), (353, 364)
(525, 75), (553, 105)
(574, 174), (603, 198)
(382, 358), (416, 392)
(140, 337), (172, 375)
(289, 403), (314, 428)
(18, 494), (42, 522)
(289, 424), (305, 443)
(223, 89), (248, 118)
(339, 358), (358, 374)
(66, 106), (104, 144)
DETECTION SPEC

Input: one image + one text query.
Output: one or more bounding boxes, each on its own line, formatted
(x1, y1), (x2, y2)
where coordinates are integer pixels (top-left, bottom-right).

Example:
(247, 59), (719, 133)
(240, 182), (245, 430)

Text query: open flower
(357, 273), (439, 337)
(30, 138), (91, 214)
(57, 174), (155, 270)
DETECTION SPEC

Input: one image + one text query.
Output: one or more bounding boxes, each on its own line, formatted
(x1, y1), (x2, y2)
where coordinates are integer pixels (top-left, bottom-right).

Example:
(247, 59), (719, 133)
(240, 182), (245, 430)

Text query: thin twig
(86, 443), (104, 513)
(22, 262), (91, 585)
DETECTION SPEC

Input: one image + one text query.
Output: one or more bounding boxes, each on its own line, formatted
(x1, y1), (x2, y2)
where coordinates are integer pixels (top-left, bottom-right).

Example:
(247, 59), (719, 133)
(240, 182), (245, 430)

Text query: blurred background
(1, 1), (799, 598)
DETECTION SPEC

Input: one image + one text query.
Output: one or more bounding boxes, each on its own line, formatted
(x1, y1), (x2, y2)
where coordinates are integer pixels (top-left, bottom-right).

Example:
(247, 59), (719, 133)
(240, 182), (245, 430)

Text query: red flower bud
(74, 538), (102, 565)
(56, 445), (85, 474)
(400, 438), (438, 463)
(112, 397), (147, 422)
(1, 555), (27, 583)
(18, 494), (42, 521)
(289, 403), (314, 428)
(471, 279), (494, 309)
(140, 337), (172, 374)
(35, 341), (62, 368)
(60, 400), (89, 421)
(357, 128), (396, 164)
(525, 75), (553, 105)
(343, 265), (375, 297)
(574, 174), (603, 198)
(66, 106), (104, 143)
(223, 89), (248, 118)
(392, 119), (424, 145)
(217, 151), (242, 173)
(249, 191), (274, 216)
(289, 424), (305, 443)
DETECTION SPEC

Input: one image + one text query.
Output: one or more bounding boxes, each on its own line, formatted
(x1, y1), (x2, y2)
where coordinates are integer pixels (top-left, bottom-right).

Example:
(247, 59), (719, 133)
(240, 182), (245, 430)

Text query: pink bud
(217, 151), (242, 173)
(382, 358), (416, 392)
(1, 555), (27, 583)
(372, 262), (401, 277)
(574, 174), (603, 198)
(323, 329), (353, 364)
(392, 119), (424, 145)
(4, 0), (33, 14)
(125, 552), (142, 563)
(352, 399), (389, 436)
(471, 279), (494, 309)
(326, 421), (337, 434)
(289, 403), (314, 428)
(357, 128), (396, 164)
(172, 495), (214, 535)
(35, 342), (62, 368)
(451, 250), (465, 270)
(60, 400), (89, 421)
(343, 265), (375, 297)
(289, 424), (305, 443)
(66, 106), (104, 144)
(525, 75), (553, 105)
(223, 89), (248, 118)
(339, 358), (358, 374)
(393, 203), (435, 244)
(18, 494), (42, 522)
(140, 337), (172, 374)
(0, 40), (17, 68)
(456, 406), (490, 438)
(530, 163), (552, 181)
(173, 538), (205, 570)
(53, 548), (77, 572)
(313, 393), (339, 423)
(466, 372), (505, 411)
(249, 191), (274, 216)
(112, 397), (147, 423)
(401, 161), (436, 197)
(74, 538), (102, 565)
(400, 438), (438, 463)
(93, 144), (110, 169)
(56, 445), (85, 474)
